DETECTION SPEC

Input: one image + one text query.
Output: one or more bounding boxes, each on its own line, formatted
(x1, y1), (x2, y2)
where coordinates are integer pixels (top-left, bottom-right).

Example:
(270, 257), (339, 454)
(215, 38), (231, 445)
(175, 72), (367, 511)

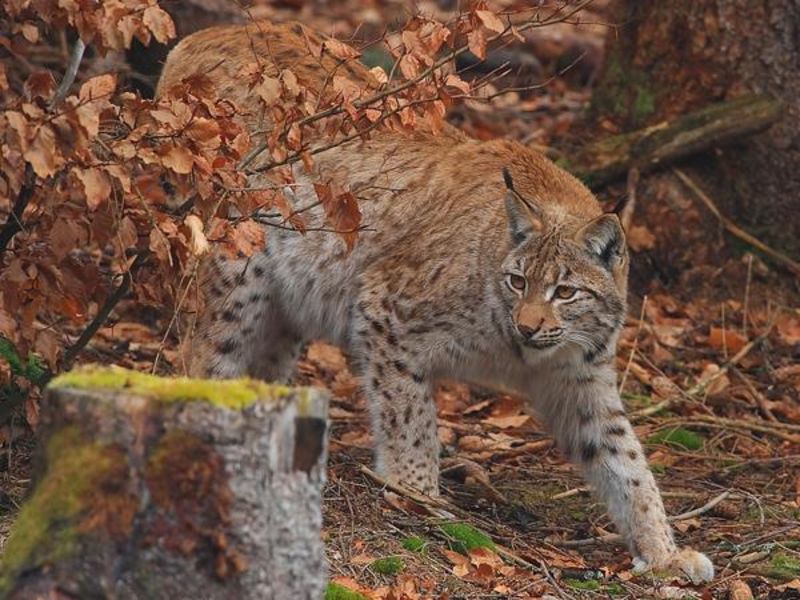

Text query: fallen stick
(571, 95), (783, 189)
(673, 168), (800, 278)
(633, 318), (777, 418)
(558, 490), (731, 548)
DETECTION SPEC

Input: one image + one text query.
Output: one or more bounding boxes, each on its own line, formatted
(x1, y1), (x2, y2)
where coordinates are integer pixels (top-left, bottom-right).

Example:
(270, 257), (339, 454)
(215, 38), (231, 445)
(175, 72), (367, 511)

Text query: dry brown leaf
(322, 38), (360, 61)
(49, 218), (79, 261)
(142, 6), (176, 44)
(184, 215), (209, 256)
(25, 124), (60, 177)
(79, 73), (116, 102)
(775, 579), (800, 592)
(232, 220), (265, 257)
(445, 74), (471, 94)
(482, 414), (531, 429)
(627, 224), (656, 251)
(467, 28), (487, 60)
(75, 167), (111, 210)
(776, 312), (800, 345)
(254, 76), (281, 105)
(476, 10), (505, 34)
(161, 145), (194, 175)
(707, 326), (748, 354)
(727, 580), (754, 600)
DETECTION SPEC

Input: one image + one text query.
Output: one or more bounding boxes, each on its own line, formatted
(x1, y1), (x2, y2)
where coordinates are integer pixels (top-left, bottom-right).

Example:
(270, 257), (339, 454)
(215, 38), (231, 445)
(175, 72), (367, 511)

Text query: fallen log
(0, 366), (329, 600)
(569, 94), (783, 189)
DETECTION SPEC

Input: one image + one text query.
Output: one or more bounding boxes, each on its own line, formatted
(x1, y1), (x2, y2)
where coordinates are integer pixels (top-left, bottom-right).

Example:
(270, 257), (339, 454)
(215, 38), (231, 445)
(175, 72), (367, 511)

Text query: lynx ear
(577, 213), (625, 268)
(502, 168), (543, 245)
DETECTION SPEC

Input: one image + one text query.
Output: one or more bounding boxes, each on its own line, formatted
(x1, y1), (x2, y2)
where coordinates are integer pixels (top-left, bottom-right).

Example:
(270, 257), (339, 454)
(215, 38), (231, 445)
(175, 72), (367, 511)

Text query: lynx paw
(632, 548), (714, 584)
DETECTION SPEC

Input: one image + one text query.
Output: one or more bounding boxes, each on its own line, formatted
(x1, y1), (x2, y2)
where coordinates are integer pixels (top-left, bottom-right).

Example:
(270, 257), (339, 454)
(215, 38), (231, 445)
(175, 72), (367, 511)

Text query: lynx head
(499, 168), (628, 362)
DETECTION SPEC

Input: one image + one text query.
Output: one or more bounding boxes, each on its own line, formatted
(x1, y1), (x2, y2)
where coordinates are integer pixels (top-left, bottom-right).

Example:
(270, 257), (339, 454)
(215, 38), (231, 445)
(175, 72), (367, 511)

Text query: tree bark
(0, 367), (329, 600)
(593, 0), (800, 256)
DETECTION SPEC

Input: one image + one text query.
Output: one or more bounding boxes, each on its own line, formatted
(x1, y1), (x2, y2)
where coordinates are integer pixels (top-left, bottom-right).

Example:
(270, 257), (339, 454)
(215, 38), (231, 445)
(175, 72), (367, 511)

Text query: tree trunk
(0, 367), (329, 600)
(593, 0), (800, 256)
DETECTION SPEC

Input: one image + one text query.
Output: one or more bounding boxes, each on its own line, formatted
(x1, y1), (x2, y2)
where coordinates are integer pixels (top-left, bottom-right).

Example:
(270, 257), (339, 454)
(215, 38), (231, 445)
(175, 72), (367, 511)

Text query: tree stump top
(50, 364), (316, 411)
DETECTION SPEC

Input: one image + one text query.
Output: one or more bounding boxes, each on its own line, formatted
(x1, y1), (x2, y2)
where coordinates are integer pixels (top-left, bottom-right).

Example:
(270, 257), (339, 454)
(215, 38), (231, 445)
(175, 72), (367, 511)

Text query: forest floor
(2, 2), (800, 599)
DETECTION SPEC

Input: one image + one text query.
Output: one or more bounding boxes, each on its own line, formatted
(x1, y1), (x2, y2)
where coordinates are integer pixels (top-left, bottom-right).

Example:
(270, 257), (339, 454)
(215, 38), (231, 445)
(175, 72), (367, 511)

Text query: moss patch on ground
(325, 582), (369, 600)
(50, 365), (300, 410)
(439, 523), (495, 554)
(0, 427), (131, 591)
(767, 552), (800, 581)
(370, 556), (405, 575)
(647, 427), (704, 451)
(401, 536), (426, 553)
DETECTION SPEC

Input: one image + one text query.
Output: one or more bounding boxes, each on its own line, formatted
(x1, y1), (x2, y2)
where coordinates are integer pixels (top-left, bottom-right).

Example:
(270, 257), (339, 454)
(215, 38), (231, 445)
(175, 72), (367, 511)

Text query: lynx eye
(506, 273), (527, 293)
(554, 285), (576, 300)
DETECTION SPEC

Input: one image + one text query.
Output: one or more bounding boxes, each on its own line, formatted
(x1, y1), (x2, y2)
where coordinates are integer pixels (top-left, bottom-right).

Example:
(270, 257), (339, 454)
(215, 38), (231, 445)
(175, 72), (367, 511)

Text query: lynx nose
(517, 319), (543, 340)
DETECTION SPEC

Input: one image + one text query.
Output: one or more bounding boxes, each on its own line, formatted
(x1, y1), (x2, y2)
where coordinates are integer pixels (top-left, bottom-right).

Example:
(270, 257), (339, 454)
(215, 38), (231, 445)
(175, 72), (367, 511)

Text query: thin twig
(0, 165), (34, 256)
(743, 253), (753, 338)
(674, 168), (800, 278)
(51, 38), (86, 107)
(559, 491), (731, 547)
(60, 252), (147, 371)
(733, 367), (777, 422)
(657, 416), (800, 443)
(619, 295), (648, 394)
(358, 464), (460, 519)
(621, 166), (639, 231)
(633, 317), (777, 418)
(238, 0), (595, 171)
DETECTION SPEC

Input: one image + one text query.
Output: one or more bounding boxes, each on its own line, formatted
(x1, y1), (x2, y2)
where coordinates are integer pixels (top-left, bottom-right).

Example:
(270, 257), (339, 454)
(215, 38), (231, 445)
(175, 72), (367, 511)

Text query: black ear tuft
(610, 195), (628, 218)
(502, 168), (514, 190)
(502, 169), (543, 245)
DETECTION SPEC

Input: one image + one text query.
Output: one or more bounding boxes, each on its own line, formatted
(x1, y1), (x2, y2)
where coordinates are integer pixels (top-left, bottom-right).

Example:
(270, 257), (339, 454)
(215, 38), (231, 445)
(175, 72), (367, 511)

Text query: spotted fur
(159, 21), (713, 583)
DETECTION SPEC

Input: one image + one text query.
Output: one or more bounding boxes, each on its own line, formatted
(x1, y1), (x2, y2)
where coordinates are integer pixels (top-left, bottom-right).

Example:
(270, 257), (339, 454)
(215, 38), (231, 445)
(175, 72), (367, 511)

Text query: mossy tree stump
(0, 366), (329, 600)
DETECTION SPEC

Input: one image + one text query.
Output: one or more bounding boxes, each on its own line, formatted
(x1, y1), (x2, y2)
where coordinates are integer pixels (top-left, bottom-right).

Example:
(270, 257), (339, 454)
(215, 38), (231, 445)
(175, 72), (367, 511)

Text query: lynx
(158, 21), (714, 583)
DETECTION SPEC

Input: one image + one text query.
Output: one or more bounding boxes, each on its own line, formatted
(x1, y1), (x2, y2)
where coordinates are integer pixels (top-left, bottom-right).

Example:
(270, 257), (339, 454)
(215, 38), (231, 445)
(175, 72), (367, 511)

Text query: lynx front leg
(354, 303), (440, 495)
(540, 365), (714, 583)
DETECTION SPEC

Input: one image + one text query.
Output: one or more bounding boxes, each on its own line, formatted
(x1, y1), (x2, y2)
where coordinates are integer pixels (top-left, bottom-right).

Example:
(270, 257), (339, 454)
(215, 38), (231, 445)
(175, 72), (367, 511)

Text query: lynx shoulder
(158, 21), (714, 584)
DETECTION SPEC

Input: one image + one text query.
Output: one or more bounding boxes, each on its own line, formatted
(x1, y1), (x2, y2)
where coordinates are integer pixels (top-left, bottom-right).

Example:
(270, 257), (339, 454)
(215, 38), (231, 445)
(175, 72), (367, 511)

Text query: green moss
(49, 365), (300, 410)
(325, 583), (369, 600)
(370, 556), (405, 575)
(767, 553), (800, 581)
(633, 88), (656, 122)
(646, 427), (704, 451)
(401, 536), (426, 553)
(439, 522), (495, 554)
(606, 582), (624, 596)
(591, 48), (658, 127)
(564, 578), (601, 591)
(621, 392), (654, 408)
(0, 427), (123, 590)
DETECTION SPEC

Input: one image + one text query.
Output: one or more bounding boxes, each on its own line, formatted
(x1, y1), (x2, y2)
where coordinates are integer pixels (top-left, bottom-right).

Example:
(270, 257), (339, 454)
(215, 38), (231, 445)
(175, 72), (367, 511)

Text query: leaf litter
(1, 1), (799, 599)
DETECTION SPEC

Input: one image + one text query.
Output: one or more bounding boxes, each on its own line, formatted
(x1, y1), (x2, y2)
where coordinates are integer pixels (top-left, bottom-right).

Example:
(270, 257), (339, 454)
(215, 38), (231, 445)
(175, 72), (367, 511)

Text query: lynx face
(501, 172), (627, 362)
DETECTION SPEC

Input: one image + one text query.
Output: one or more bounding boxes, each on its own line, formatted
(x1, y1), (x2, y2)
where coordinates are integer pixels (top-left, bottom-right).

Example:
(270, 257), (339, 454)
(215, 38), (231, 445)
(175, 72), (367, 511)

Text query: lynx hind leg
(189, 256), (301, 381)
(354, 297), (440, 495)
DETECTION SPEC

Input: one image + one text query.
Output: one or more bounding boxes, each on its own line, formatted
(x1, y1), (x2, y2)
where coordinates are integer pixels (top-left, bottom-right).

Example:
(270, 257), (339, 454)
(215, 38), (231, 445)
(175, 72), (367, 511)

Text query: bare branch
(51, 38), (86, 107)
(238, 0), (596, 171)
(60, 251), (147, 371)
(0, 165), (35, 256)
